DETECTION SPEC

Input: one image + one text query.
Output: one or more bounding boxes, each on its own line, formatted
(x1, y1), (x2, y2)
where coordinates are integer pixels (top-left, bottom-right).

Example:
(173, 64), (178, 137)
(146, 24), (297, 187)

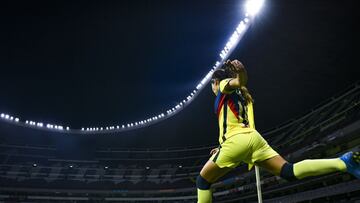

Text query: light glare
(245, 0), (264, 16)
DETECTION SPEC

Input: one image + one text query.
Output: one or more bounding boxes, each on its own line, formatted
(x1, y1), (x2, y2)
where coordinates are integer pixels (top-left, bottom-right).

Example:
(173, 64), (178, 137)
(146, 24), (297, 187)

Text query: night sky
(0, 0), (358, 148)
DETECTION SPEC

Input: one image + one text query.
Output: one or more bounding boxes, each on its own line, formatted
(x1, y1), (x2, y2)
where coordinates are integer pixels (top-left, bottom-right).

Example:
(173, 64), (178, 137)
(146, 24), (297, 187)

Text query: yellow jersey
(215, 79), (255, 144)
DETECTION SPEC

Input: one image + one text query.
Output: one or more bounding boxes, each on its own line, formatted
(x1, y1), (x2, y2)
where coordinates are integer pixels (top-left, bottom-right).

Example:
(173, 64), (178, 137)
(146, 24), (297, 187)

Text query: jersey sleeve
(219, 78), (235, 94)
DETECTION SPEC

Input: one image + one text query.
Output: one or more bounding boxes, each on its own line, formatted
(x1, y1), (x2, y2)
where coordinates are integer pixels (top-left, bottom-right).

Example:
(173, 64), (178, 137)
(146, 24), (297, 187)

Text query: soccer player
(196, 59), (360, 203)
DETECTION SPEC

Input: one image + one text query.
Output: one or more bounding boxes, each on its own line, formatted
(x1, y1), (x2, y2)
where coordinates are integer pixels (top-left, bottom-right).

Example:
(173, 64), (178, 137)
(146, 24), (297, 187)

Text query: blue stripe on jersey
(214, 91), (223, 114)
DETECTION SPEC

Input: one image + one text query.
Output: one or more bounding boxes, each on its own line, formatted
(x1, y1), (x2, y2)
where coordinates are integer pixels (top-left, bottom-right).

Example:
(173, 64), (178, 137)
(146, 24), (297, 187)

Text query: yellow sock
(197, 189), (212, 203)
(294, 158), (346, 179)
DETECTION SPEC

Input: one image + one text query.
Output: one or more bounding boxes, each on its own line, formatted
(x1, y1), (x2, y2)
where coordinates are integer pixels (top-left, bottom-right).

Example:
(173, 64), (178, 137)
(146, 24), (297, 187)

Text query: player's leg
(197, 160), (232, 203)
(256, 152), (360, 180)
(250, 130), (359, 180)
(196, 131), (263, 203)
(255, 155), (287, 176)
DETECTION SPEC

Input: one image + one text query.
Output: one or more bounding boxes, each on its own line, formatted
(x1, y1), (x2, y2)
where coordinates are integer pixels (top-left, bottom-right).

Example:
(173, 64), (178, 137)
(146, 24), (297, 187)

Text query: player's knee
(280, 162), (298, 181)
(196, 175), (211, 190)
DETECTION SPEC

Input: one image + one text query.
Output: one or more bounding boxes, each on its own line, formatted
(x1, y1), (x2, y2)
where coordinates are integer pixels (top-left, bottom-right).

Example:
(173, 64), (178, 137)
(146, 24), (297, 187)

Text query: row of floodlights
(79, 88), (200, 131)
(0, 113), (19, 122)
(194, 0), (266, 91)
(1, 113), (70, 131)
(0, 89), (197, 133)
(0, 0), (265, 134)
(81, 113), (167, 132)
(32, 163), (183, 170)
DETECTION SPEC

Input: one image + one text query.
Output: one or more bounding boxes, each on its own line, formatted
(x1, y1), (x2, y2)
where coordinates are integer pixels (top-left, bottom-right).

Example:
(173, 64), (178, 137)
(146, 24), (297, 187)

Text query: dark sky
(0, 0), (358, 148)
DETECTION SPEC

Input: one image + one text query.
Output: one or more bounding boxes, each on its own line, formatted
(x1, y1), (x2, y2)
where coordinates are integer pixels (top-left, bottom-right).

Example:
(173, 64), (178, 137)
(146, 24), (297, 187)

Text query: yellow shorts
(210, 130), (279, 169)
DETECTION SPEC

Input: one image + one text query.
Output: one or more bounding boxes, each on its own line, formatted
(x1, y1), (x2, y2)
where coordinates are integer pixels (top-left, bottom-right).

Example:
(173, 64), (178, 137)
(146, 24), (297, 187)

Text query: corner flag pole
(255, 166), (263, 203)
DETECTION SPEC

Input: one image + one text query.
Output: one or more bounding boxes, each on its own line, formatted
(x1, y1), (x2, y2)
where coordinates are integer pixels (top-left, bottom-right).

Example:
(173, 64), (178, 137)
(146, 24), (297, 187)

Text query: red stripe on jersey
(228, 98), (240, 120)
(217, 94), (227, 118)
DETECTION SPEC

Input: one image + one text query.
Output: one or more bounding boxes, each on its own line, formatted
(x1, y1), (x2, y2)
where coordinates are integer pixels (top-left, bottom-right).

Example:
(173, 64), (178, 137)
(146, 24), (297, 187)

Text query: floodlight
(245, 0), (265, 16)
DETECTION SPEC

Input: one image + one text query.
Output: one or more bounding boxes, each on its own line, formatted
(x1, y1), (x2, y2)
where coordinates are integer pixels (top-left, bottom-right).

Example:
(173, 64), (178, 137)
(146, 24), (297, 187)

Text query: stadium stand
(0, 83), (359, 202)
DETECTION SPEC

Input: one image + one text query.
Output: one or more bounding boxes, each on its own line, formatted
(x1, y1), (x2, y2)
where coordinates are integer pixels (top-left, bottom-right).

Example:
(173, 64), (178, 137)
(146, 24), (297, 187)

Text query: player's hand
(210, 147), (219, 156)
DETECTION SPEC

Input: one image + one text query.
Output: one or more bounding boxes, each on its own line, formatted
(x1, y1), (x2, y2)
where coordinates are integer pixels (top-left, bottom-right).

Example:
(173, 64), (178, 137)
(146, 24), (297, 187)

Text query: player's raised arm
(220, 60), (248, 93)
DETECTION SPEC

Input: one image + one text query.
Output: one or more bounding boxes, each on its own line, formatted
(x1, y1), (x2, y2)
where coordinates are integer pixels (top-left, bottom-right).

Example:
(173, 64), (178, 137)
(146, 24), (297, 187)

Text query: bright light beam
(245, 0), (265, 16)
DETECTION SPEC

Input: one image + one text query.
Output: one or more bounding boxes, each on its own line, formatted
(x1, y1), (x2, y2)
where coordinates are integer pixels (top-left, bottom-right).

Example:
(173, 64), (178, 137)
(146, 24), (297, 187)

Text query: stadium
(0, 0), (359, 202)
